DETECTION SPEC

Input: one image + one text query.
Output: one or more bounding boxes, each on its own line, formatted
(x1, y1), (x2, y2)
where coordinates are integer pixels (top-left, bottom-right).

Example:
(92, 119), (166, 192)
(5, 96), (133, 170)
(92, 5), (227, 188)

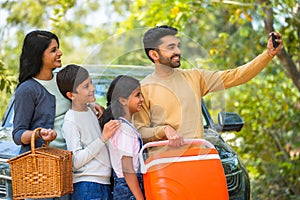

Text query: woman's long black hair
(19, 30), (59, 84)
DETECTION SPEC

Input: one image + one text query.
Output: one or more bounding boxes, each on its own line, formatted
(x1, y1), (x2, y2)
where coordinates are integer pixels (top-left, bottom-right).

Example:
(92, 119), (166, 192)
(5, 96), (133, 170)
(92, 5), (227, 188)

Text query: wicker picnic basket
(7, 128), (73, 199)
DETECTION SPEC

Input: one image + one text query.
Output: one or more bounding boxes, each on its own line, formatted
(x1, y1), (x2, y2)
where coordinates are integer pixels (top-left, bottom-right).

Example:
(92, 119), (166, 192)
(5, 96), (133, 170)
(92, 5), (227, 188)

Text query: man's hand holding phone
(267, 32), (283, 57)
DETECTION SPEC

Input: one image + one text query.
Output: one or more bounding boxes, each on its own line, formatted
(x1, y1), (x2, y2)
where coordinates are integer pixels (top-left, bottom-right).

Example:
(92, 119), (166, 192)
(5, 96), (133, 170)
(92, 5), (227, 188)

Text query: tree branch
(258, 0), (300, 92)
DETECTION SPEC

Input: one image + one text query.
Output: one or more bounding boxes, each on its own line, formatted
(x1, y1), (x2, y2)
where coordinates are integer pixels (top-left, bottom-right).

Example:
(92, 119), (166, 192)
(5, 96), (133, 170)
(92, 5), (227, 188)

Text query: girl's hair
(19, 30), (59, 84)
(99, 75), (140, 129)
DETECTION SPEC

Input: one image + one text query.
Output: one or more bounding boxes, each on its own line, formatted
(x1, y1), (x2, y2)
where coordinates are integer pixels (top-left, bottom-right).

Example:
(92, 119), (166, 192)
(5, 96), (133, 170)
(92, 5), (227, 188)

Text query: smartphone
(271, 33), (279, 48)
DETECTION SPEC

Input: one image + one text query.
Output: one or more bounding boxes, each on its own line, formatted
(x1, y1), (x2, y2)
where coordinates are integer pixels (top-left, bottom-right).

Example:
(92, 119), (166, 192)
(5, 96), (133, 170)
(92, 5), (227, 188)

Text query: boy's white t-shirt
(62, 107), (111, 184)
(109, 118), (141, 178)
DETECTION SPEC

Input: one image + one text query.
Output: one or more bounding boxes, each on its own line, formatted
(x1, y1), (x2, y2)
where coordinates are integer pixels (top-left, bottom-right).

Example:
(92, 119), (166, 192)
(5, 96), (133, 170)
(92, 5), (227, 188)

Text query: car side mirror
(217, 112), (244, 132)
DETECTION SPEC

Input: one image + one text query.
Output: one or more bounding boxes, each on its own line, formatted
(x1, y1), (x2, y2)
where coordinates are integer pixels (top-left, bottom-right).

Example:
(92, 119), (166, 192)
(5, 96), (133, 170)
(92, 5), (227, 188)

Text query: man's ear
(149, 49), (159, 61)
(66, 91), (73, 100)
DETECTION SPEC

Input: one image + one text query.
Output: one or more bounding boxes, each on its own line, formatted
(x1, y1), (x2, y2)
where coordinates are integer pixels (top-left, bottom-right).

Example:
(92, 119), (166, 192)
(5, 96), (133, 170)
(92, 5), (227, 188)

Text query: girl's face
(128, 86), (144, 116)
(72, 76), (95, 107)
(42, 39), (62, 70)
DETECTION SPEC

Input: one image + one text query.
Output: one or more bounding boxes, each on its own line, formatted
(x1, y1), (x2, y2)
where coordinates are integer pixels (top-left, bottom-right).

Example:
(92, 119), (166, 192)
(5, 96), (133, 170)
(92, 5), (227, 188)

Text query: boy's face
(72, 76), (95, 105)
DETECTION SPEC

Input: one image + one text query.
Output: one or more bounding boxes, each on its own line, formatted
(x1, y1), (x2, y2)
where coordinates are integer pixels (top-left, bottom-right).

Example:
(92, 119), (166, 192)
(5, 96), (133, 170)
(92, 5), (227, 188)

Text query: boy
(57, 64), (121, 200)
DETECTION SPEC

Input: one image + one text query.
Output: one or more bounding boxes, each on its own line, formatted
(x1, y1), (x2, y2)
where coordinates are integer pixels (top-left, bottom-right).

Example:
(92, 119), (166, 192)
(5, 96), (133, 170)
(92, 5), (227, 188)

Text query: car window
(5, 107), (14, 128)
(202, 114), (208, 127)
(1, 101), (14, 129)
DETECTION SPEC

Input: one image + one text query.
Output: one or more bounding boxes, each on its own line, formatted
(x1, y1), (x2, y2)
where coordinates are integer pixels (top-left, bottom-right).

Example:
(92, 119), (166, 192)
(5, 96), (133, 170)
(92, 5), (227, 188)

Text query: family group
(12, 25), (283, 200)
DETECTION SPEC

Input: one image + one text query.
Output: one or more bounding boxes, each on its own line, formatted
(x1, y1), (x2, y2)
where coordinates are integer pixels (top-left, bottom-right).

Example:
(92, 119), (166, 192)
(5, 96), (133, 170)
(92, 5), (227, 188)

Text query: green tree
(227, 68), (300, 199)
(0, 59), (16, 94)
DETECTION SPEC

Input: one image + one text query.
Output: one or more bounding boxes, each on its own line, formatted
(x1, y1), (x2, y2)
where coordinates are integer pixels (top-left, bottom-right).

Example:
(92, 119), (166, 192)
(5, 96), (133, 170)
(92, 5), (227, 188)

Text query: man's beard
(158, 53), (181, 68)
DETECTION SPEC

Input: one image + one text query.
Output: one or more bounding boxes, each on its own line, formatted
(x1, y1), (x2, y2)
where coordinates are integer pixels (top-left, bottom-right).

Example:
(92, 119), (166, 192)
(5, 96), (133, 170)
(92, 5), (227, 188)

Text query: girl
(100, 75), (145, 200)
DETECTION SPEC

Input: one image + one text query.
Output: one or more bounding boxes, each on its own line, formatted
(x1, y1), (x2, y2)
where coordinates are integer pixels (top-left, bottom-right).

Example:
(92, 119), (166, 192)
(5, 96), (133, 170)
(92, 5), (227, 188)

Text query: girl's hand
(122, 156), (145, 200)
(101, 120), (121, 142)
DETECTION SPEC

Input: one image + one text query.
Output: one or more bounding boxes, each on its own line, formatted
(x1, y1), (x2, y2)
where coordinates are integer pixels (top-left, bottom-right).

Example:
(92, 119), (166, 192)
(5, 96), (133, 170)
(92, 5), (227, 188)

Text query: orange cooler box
(139, 139), (229, 200)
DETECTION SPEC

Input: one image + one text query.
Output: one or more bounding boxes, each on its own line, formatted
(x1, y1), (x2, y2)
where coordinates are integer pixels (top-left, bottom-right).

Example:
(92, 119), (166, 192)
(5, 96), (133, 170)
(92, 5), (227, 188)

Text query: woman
(12, 30), (71, 200)
(13, 30), (70, 153)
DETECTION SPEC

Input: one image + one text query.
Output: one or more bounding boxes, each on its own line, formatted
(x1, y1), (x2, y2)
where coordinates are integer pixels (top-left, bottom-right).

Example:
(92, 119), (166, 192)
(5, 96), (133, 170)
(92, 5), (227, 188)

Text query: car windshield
(1, 100), (14, 129)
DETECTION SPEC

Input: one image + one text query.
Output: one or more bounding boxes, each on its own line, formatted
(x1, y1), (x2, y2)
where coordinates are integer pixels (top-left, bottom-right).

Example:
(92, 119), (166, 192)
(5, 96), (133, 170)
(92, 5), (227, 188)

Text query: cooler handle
(140, 138), (214, 154)
(138, 139), (215, 173)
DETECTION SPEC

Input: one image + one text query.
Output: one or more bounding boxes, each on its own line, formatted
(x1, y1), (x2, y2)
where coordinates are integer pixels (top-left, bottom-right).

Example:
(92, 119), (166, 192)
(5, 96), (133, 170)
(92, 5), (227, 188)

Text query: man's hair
(143, 25), (178, 63)
(56, 64), (89, 101)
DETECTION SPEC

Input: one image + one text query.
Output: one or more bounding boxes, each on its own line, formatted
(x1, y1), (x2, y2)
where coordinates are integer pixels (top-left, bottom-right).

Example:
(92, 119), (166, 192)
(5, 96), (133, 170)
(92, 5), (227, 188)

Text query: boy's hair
(19, 30), (59, 84)
(143, 25), (178, 63)
(56, 64), (89, 101)
(99, 75), (140, 129)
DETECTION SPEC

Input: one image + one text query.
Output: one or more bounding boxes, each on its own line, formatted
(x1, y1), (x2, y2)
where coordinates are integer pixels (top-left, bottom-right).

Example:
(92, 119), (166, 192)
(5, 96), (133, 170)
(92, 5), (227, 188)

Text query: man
(133, 25), (283, 147)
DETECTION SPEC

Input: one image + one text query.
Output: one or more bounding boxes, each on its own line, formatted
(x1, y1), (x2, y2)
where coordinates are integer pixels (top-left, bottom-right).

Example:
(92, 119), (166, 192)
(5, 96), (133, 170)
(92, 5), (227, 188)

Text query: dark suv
(0, 65), (250, 199)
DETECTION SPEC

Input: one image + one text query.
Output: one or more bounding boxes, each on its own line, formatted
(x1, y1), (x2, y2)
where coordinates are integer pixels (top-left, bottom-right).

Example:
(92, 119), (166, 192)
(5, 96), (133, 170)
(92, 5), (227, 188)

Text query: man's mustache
(171, 54), (181, 60)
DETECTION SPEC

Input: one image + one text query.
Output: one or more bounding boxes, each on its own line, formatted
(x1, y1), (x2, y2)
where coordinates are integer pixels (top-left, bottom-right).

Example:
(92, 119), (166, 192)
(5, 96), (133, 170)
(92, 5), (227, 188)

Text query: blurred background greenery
(0, 0), (299, 199)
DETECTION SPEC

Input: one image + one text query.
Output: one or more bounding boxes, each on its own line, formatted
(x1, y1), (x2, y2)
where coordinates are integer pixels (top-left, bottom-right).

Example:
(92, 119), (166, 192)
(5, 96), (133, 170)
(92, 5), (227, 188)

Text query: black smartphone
(271, 33), (279, 48)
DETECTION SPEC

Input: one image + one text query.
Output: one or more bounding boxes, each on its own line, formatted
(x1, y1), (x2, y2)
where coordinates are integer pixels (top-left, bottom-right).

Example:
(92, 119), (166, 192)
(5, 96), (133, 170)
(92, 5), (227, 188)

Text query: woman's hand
(38, 128), (57, 142)
(88, 102), (105, 119)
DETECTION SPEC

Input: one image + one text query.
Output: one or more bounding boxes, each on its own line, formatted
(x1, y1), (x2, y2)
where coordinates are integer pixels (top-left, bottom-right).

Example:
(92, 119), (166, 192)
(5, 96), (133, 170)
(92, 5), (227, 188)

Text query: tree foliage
(227, 68), (300, 199)
(0, 60), (16, 93)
